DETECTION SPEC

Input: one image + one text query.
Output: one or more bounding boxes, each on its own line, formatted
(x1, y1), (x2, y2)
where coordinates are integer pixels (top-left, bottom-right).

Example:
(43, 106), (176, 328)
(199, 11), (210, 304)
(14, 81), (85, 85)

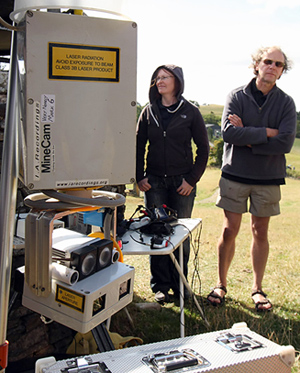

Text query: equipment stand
(91, 323), (115, 353)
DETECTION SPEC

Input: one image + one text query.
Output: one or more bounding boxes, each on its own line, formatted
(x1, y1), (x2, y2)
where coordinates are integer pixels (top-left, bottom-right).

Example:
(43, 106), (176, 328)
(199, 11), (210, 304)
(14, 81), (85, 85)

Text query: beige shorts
(216, 177), (281, 217)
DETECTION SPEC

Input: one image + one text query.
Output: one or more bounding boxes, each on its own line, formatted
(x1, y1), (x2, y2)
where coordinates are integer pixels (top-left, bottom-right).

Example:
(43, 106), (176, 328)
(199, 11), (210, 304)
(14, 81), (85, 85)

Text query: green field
(199, 103), (224, 116)
(113, 142), (300, 372)
(286, 138), (300, 172)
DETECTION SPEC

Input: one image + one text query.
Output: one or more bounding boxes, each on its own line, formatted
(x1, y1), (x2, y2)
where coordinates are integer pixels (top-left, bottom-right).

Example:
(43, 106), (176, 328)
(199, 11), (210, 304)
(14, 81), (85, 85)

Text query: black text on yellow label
(56, 284), (85, 313)
(49, 43), (120, 82)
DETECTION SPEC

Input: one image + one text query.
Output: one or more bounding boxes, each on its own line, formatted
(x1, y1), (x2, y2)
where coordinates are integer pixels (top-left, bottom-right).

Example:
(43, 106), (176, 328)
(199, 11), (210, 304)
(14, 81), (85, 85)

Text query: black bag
(139, 221), (174, 236)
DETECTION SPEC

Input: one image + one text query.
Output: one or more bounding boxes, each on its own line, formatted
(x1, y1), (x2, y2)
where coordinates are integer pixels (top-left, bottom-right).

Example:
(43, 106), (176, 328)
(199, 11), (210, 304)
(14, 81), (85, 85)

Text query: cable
(130, 234), (150, 246)
(186, 222), (208, 333)
(43, 189), (126, 207)
(0, 16), (24, 31)
(24, 189), (126, 210)
(169, 221), (207, 333)
(24, 193), (78, 210)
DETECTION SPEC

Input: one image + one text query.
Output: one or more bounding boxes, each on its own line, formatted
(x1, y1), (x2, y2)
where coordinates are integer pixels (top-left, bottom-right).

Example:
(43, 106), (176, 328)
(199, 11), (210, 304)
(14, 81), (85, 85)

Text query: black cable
(169, 221), (207, 334)
(129, 233), (150, 247)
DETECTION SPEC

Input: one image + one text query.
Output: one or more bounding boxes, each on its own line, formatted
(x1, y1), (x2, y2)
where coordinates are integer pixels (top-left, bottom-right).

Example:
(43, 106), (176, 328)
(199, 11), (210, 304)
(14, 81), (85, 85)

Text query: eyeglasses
(155, 75), (174, 83)
(263, 59), (285, 68)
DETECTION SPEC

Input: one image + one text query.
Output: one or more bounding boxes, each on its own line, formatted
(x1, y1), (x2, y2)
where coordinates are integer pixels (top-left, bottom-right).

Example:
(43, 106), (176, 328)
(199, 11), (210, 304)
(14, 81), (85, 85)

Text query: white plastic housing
(18, 10), (137, 190)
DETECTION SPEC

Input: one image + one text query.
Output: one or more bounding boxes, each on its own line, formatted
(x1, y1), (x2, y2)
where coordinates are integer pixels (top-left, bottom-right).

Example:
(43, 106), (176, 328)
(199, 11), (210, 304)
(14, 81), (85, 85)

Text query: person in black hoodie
(136, 64), (209, 303)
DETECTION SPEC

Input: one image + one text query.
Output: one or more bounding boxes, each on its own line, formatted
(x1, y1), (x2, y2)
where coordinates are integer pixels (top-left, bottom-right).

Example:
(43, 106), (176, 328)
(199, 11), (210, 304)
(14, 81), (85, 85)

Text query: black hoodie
(136, 64), (209, 187)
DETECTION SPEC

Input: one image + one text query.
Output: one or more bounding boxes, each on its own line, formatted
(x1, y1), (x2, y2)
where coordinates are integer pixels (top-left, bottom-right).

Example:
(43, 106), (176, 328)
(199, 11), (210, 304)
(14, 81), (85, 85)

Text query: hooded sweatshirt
(136, 64), (209, 187)
(221, 78), (296, 182)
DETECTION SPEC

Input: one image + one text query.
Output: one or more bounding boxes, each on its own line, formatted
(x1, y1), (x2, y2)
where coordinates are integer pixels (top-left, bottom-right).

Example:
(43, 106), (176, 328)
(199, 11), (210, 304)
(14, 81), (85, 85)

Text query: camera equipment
(153, 205), (177, 223)
(129, 216), (151, 230)
(140, 221), (174, 236)
(22, 227), (134, 333)
(52, 228), (114, 281)
(150, 235), (170, 249)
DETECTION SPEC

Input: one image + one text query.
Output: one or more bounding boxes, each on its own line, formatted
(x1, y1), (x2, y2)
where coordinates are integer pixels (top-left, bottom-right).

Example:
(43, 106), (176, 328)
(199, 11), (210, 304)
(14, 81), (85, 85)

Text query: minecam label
(33, 100), (55, 180)
(41, 94), (55, 124)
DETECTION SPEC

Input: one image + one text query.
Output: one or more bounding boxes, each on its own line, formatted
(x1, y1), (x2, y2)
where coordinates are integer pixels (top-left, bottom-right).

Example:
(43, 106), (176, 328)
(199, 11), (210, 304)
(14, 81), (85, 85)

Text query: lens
(263, 59), (273, 65)
(81, 253), (96, 276)
(70, 271), (79, 285)
(263, 59), (284, 68)
(98, 247), (111, 267)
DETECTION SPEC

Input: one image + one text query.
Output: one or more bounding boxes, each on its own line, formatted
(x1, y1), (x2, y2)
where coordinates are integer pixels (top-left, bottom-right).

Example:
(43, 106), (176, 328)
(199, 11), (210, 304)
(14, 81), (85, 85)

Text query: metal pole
(0, 29), (19, 371)
(169, 252), (210, 329)
(179, 243), (185, 338)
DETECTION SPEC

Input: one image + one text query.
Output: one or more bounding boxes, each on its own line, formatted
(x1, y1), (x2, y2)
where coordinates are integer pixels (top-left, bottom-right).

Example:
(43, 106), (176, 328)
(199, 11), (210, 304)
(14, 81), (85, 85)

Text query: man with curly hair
(207, 46), (296, 311)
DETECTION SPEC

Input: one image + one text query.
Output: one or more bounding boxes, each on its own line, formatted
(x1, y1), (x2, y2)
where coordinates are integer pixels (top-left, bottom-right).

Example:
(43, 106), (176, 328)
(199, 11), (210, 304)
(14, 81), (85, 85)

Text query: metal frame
(0, 29), (19, 372)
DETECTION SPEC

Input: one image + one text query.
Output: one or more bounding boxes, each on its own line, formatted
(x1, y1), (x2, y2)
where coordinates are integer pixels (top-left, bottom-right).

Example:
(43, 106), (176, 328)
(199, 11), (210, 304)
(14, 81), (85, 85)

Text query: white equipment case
(17, 10), (137, 190)
(37, 322), (295, 372)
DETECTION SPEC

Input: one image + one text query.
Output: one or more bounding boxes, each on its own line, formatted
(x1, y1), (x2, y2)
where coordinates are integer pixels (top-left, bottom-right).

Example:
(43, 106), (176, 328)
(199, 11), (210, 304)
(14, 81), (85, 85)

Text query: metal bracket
(61, 357), (111, 373)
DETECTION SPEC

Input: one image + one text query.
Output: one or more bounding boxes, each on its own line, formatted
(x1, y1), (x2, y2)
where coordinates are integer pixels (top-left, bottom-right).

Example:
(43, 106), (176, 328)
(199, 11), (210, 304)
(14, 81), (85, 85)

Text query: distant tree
(136, 102), (149, 122)
(189, 100), (200, 108)
(136, 102), (142, 122)
(202, 113), (221, 126)
(296, 111), (300, 138)
(209, 138), (224, 168)
(206, 127), (214, 142)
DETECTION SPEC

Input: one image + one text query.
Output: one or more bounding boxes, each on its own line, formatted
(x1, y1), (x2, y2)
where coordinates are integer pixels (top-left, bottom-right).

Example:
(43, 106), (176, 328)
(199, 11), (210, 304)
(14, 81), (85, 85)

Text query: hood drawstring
(149, 105), (160, 127)
(149, 99), (184, 127)
(166, 99), (184, 113)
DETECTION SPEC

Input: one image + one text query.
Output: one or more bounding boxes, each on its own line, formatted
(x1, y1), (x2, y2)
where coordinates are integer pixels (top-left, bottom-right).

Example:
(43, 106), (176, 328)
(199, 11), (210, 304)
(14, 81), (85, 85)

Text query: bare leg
(250, 215), (272, 310)
(208, 210), (242, 304)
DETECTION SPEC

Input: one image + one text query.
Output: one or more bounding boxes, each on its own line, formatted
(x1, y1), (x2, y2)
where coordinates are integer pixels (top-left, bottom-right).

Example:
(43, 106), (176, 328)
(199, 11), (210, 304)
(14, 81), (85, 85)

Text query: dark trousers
(145, 174), (196, 294)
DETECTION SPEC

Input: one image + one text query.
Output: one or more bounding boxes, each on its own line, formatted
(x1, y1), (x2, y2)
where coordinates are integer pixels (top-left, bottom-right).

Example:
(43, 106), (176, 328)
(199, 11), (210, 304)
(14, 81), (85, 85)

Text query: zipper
(163, 131), (167, 177)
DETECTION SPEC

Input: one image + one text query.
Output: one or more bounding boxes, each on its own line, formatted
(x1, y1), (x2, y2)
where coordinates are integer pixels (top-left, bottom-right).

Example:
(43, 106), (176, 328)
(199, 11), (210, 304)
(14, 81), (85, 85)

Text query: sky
(5, 0), (300, 110)
(120, 0), (300, 110)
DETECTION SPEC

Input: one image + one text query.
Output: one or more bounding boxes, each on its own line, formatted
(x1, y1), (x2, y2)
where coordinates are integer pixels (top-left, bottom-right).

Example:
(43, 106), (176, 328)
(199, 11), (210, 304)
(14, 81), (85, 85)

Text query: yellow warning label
(56, 284), (85, 313)
(49, 43), (119, 82)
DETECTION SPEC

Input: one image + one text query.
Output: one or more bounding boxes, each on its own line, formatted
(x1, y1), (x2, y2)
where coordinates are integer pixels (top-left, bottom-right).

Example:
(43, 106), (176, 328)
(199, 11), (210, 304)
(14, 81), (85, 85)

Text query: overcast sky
(122, 0), (300, 110)
(6, 0), (300, 110)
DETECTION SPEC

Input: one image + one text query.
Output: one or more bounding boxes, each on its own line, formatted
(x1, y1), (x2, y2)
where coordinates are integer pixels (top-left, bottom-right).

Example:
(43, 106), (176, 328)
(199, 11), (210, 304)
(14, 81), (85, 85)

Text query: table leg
(169, 251), (210, 330)
(179, 242), (184, 337)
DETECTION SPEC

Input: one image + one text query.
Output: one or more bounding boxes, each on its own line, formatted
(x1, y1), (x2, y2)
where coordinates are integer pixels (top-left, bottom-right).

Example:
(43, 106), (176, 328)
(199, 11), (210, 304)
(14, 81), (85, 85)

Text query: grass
(110, 147), (300, 371)
(199, 103), (224, 116)
(286, 138), (300, 178)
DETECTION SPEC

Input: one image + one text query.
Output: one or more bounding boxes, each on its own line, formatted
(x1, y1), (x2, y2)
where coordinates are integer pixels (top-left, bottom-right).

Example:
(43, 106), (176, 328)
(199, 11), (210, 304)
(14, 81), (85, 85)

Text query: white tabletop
(121, 218), (202, 256)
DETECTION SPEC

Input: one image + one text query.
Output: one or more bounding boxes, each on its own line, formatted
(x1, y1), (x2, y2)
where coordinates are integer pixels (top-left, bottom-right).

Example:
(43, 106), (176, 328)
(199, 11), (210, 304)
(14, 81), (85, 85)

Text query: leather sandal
(207, 285), (227, 307)
(251, 290), (273, 312)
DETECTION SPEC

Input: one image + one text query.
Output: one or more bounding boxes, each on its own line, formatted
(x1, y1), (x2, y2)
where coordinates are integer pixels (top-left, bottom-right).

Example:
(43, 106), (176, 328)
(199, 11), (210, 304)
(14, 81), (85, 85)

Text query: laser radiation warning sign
(56, 284), (85, 312)
(49, 43), (120, 82)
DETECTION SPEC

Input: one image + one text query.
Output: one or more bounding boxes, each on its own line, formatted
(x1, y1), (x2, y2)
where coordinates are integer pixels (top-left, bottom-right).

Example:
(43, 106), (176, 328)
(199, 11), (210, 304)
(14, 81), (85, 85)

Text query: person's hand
(177, 179), (193, 196)
(228, 114), (243, 127)
(266, 128), (279, 137)
(137, 178), (151, 192)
